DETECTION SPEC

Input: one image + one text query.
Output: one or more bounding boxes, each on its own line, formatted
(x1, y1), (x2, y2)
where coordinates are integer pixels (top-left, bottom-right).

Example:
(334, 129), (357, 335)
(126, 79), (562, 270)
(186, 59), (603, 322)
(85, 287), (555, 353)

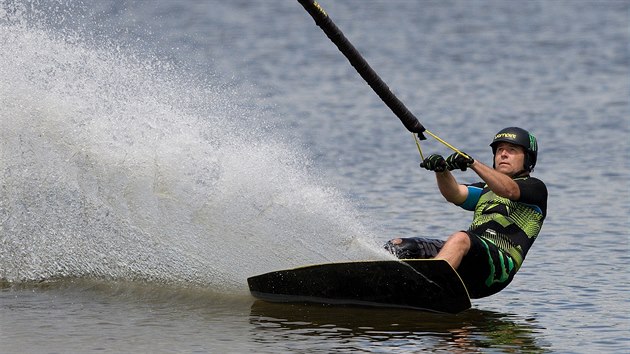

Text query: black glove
(445, 152), (474, 171)
(420, 154), (447, 172)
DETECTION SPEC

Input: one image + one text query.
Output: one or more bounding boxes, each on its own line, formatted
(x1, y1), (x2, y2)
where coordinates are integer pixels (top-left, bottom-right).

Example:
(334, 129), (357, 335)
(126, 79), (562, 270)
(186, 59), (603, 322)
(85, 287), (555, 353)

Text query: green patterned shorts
(457, 232), (519, 299)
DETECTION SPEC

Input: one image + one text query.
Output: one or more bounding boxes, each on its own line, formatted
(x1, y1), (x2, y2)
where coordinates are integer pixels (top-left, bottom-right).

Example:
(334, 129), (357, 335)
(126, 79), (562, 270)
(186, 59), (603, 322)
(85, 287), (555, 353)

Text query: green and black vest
(460, 176), (548, 269)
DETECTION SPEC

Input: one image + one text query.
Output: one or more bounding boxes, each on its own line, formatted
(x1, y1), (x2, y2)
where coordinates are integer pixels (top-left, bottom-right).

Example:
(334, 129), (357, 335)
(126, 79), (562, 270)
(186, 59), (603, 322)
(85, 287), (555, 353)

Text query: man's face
(494, 142), (526, 176)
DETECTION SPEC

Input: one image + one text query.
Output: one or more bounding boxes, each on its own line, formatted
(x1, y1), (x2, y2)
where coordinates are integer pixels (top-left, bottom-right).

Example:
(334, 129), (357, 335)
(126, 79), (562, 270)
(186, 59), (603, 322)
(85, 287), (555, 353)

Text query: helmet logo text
(494, 133), (517, 140)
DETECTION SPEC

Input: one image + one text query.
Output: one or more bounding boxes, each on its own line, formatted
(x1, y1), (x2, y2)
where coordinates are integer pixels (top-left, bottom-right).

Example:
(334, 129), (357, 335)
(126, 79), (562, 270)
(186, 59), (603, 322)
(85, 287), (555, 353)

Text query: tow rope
(297, 0), (471, 161)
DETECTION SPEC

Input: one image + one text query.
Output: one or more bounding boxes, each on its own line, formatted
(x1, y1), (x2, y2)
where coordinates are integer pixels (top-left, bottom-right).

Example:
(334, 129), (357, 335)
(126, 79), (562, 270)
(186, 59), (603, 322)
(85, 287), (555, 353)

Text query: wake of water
(0, 2), (390, 292)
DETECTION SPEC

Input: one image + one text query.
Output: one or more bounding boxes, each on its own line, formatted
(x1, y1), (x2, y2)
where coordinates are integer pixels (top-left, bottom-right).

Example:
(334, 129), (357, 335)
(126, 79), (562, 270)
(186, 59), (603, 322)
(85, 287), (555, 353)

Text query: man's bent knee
(435, 232), (471, 269)
(445, 231), (471, 249)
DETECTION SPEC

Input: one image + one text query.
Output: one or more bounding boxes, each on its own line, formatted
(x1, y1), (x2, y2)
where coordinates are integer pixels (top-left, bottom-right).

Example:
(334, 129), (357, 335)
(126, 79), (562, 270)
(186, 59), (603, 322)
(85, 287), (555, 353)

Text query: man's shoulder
(515, 175), (548, 206)
(515, 176), (547, 188)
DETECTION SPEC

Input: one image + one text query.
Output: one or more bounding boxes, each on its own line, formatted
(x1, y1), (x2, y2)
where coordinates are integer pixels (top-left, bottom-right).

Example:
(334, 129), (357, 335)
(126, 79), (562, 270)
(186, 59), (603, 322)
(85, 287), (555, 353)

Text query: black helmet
(490, 127), (538, 172)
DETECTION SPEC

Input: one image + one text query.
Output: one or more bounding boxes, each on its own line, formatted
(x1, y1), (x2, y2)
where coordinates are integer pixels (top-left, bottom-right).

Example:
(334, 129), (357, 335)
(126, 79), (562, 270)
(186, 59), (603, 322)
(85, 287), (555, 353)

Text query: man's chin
(496, 165), (513, 175)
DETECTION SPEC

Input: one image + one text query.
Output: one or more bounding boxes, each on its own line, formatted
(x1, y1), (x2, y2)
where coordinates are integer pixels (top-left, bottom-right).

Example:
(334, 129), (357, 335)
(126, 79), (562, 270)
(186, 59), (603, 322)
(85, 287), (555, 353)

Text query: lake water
(1, 0), (628, 353)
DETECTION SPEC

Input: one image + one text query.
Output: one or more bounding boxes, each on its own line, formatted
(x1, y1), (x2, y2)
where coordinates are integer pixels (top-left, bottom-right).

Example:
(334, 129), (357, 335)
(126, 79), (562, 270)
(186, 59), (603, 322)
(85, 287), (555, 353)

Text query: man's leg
(435, 231), (471, 269)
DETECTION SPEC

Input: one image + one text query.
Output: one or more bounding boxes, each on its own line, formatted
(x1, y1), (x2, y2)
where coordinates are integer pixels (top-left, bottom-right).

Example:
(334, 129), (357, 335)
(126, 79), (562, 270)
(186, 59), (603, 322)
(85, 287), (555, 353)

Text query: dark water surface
(1, 1), (628, 352)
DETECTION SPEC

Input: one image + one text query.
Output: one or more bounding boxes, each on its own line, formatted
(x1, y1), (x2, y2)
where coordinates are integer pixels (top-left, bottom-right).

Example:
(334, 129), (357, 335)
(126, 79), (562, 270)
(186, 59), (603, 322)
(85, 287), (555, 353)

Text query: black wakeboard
(247, 259), (471, 314)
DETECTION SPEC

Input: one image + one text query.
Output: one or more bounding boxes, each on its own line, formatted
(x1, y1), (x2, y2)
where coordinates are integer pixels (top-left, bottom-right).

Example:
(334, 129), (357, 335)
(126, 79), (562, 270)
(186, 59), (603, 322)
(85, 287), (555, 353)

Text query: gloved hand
(445, 152), (474, 171)
(420, 154), (447, 172)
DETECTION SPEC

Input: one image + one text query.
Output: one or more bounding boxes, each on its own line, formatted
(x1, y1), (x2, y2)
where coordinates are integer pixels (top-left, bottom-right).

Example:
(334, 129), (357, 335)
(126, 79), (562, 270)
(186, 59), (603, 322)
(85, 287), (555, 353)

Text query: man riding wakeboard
(385, 127), (548, 299)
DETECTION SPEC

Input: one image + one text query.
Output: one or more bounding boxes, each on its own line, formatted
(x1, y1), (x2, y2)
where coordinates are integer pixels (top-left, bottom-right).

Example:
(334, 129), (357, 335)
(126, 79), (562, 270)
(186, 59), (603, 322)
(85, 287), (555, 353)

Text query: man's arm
(435, 170), (469, 205)
(469, 160), (521, 200)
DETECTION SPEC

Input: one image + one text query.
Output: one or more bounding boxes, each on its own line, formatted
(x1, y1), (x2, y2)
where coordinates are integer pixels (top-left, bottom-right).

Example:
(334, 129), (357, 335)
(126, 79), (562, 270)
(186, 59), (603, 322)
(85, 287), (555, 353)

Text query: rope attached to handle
(412, 130), (471, 161)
